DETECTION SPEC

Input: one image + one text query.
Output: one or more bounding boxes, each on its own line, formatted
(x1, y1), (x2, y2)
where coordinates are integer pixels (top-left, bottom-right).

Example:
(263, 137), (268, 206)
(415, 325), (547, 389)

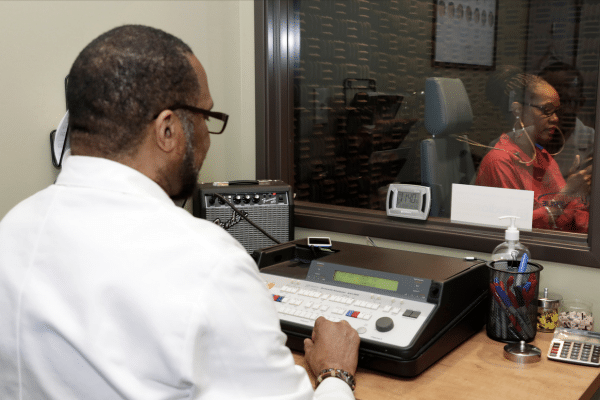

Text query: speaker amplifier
(193, 181), (293, 254)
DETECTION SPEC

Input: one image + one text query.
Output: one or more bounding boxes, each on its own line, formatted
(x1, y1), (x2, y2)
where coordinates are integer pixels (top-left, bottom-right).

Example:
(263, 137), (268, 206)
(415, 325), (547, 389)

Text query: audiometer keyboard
(262, 273), (435, 348)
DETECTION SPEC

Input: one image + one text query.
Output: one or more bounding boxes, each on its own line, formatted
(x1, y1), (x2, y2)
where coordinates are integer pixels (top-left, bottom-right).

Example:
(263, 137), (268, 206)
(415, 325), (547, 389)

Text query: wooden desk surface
(294, 330), (600, 400)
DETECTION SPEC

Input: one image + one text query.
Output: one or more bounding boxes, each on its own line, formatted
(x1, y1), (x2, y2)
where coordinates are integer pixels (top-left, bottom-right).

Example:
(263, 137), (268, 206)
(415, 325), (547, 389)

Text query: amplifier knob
(243, 195), (251, 204)
(234, 195), (242, 204)
(375, 316), (394, 332)
(253, 194), (261, 203)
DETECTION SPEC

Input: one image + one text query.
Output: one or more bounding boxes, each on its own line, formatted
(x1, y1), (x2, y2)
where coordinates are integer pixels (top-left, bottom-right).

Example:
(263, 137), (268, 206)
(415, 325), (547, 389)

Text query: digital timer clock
(386, 184), (431, 220)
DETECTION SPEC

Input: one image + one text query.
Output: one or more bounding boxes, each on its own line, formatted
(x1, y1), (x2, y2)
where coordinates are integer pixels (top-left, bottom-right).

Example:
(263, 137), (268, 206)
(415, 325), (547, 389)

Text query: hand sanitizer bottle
(491, 216), (531, 268)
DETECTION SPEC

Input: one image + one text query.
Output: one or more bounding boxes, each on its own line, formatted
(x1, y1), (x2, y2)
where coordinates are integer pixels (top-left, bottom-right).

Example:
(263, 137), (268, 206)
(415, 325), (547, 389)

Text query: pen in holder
(487, 260), (543, 343)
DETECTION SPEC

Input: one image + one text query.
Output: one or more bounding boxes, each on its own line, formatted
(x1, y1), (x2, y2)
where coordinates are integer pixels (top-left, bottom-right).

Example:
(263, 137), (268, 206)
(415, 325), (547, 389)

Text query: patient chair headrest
(424, 77), (473, 137)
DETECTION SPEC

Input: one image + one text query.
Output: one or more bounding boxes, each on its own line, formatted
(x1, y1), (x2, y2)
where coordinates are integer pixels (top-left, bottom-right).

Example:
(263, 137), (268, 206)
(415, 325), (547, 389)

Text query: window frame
(254, 0), (600, 268)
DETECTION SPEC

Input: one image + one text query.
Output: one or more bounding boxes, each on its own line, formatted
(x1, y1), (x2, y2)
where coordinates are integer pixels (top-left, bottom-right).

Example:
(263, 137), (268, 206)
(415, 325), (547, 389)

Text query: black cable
(213, 193), (281, 245)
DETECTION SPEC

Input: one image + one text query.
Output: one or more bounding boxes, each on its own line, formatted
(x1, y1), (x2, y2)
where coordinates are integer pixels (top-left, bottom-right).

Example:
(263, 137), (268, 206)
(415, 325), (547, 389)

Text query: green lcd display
(333, 271), (399, 292)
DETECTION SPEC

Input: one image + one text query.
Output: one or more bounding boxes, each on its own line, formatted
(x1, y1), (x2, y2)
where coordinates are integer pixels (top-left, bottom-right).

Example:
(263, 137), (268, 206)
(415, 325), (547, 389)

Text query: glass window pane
(293, 0), (598, 234)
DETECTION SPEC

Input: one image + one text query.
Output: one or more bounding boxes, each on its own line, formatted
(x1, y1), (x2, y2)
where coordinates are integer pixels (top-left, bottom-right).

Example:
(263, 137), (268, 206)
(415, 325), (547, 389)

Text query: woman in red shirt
(476, 73), (591, 233)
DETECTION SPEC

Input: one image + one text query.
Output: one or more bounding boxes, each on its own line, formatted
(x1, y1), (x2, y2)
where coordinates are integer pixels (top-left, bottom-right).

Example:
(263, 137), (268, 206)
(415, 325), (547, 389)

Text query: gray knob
(375, 316), (394, 332)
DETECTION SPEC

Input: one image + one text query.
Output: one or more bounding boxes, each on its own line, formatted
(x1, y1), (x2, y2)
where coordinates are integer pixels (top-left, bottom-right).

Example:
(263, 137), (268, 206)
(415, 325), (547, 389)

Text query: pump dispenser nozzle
(491, 216), (530, 263)
(499, 216), (520, 241)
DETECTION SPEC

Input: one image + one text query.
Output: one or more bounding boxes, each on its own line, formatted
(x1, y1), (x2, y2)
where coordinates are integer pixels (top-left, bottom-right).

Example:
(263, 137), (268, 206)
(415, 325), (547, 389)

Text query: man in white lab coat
(0, 25), (359, 400)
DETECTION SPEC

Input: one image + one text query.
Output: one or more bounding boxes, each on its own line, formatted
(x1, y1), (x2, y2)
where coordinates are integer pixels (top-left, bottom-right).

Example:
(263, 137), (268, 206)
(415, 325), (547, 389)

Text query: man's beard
(170, 116), (200, 201)
(170, 142), (199, 201)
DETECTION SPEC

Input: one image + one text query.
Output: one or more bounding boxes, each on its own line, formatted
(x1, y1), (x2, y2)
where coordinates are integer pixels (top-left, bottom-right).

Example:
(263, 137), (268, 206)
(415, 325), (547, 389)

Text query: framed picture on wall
(432, 0), (498, 68)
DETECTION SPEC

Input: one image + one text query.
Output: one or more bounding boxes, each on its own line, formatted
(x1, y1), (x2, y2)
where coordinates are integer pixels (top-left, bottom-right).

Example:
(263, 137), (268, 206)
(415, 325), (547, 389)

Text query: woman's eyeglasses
(525, 103), (561, 118)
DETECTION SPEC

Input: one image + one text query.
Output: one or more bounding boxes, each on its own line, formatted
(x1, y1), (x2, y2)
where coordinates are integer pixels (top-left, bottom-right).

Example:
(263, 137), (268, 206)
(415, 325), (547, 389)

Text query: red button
(352, 311), (360, 318)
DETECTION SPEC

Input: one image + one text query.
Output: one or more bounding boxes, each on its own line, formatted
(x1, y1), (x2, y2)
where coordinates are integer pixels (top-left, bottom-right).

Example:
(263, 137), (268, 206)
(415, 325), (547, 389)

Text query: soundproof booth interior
(2, 0), (600, 398)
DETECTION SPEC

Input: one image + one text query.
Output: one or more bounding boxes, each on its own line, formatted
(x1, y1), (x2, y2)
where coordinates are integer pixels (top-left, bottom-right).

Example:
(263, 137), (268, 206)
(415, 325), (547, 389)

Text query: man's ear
(153, 109), (181, 153)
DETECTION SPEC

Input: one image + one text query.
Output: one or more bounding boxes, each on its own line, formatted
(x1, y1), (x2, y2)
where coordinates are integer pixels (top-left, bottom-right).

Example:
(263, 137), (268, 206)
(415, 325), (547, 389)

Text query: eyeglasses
(524, 103), (561, 118)
(158, 104), (229, 134)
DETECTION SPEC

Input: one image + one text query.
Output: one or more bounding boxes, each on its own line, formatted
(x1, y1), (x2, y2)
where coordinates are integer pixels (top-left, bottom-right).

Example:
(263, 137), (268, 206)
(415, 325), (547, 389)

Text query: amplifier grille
(193, 181), (293, 254)
(205, 204), (290, 253)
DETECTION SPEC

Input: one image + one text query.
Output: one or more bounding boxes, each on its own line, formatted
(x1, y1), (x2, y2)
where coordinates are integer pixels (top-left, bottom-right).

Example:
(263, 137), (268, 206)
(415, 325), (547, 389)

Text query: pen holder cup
(487, 260), (543, 343)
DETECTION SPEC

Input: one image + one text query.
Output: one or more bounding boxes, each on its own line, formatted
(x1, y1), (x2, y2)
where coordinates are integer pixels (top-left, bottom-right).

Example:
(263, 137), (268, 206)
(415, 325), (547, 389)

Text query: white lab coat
(0, 156), (353, 400)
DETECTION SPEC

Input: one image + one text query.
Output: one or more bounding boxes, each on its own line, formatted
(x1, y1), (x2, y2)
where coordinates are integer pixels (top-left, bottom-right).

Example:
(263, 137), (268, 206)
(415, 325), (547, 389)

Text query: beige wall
(0, 0), (256, 219)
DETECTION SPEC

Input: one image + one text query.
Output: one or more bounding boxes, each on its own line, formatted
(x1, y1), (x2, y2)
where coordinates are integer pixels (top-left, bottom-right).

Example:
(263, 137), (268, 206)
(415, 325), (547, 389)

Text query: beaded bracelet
(316, 368), (356, 391)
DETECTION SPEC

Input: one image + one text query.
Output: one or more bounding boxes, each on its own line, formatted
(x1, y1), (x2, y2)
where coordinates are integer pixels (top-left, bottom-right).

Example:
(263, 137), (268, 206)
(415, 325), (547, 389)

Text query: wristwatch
(316, 368), (356, 391)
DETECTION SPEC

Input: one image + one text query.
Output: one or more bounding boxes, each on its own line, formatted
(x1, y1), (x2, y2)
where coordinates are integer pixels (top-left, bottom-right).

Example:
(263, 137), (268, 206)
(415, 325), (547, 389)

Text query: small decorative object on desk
(558, 299), (594, 331)
(537, 288), (562, 332)
(504, 340), (541, 364)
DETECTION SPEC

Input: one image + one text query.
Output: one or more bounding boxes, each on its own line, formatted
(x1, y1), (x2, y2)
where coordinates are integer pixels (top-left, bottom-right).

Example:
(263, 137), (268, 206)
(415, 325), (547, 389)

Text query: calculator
(548, 327), (600, 367)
